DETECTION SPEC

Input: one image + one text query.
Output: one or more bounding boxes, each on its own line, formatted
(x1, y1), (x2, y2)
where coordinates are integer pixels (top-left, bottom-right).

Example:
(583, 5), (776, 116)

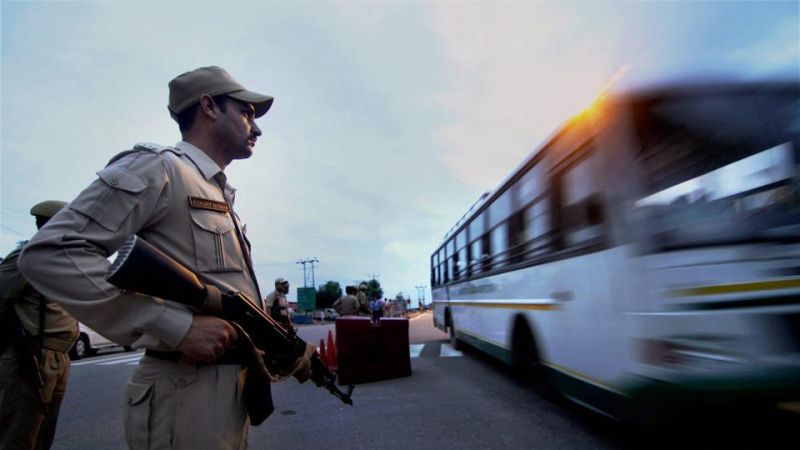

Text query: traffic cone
(318, 339), (328, 367)
(326, 330), (338, 371)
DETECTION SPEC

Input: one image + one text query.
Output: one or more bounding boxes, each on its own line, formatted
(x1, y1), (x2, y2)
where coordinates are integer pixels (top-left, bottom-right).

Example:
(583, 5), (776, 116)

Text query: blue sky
(1, 1), (797, 306)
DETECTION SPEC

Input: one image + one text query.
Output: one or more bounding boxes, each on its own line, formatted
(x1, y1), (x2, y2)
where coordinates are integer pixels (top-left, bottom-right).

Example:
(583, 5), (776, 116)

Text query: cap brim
(228, 90), (274, 118)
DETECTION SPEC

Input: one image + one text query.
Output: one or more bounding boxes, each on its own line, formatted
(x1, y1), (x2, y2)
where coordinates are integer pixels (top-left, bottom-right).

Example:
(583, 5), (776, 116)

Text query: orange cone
(318, 339), (328, 367)
(326, 330), (338, 371)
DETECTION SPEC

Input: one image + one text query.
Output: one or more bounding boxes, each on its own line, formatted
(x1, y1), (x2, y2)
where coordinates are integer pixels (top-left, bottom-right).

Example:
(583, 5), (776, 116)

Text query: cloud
(430, 3), (617, 190)
(724, 16), (799, 76)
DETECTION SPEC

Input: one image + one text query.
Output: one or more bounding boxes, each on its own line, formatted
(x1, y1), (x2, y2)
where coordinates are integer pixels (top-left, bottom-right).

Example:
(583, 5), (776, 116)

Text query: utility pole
(415, 285), (427, 309)
(296, 258), (319, 288)
(368, 273), (380, 281)
(297, 260), (308, 287)
(309, 257), (319, 287)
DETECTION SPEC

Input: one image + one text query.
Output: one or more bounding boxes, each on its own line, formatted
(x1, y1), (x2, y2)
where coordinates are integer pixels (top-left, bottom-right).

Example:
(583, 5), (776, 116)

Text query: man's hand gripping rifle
(105, 236), (354, 414)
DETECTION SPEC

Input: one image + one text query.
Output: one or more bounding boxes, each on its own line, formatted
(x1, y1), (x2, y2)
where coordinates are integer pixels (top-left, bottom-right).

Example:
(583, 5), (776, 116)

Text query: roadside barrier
(335, 317), (411, 385)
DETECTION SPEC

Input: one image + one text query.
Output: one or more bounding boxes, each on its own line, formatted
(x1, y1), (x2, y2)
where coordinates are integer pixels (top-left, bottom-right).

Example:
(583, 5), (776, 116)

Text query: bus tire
(447, 313), (462, 350)
(511, 317), (558, 400)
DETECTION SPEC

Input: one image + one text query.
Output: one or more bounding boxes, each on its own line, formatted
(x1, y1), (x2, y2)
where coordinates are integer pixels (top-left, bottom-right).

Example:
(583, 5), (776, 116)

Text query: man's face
(217, 98), (262, 160)
(278, 282), (289, 294)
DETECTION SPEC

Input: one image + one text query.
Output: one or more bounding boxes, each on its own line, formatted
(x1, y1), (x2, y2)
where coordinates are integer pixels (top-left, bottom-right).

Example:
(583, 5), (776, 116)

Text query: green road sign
(297, 287), (317, 311)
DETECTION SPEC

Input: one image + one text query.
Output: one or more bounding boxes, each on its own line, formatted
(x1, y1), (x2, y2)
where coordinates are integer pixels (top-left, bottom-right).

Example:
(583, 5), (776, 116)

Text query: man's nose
(252, 121), (262, 137)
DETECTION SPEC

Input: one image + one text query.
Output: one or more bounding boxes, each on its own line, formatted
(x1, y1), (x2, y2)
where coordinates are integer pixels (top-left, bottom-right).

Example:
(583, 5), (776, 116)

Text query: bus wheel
(447, 316), (462, 350)
(512, 320), (557, 400)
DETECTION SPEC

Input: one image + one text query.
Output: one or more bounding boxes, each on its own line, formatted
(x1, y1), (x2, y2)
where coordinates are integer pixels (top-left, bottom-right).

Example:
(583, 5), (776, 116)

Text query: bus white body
(431, 81), (800, 422)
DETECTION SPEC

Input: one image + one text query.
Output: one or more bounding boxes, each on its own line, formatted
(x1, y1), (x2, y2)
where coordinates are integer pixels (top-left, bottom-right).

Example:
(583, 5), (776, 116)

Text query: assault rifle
(105, 236), (353, 424)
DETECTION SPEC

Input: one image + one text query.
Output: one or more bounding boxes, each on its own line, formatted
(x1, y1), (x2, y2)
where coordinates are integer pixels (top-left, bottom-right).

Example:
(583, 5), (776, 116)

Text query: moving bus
(430, 80), (800, 423)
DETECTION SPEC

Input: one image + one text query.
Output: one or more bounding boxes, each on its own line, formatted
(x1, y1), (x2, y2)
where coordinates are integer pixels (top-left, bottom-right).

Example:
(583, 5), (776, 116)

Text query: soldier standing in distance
(0, 201), (78, 450)
(356, 284), (369, 315)
(332, 286), (360, 317)
(18, 66), (315, 449)
(265, 277), (292, 330)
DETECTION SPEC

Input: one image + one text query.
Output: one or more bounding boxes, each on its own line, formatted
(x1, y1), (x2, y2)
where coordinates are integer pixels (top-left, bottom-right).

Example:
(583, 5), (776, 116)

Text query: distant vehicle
(323, 308), (339, 321)
(69, 323), (134, 360)
(431, 80), (800, 423)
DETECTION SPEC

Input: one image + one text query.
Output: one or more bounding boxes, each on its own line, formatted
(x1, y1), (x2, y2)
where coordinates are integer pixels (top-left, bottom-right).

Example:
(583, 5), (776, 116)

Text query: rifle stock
(106, 236), (354, 408)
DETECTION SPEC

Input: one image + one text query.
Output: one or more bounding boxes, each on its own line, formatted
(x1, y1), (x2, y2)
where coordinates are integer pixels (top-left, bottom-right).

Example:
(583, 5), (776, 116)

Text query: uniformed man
(356, 284), (369, 315)
(18, 66), (314, 450)
(0, 200), (78, 450)
(265, 278), (292, 329)
(332, 286), (359, 316)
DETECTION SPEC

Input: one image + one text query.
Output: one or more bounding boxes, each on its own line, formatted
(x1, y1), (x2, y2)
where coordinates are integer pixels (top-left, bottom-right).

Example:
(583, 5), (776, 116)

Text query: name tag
(188, 196), (231, 213)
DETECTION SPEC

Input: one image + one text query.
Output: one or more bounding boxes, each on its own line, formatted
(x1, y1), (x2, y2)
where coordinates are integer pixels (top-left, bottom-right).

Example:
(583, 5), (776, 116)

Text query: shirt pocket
(189, 209), (245, 273)
(71, 166), (147, 231)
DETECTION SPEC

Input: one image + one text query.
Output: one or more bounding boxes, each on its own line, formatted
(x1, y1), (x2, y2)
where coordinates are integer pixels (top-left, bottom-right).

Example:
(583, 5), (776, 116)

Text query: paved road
(52, 312), (798, 449)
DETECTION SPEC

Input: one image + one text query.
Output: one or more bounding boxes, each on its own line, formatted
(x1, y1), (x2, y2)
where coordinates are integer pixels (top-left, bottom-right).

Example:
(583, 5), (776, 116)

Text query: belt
(145, 348), (246, 365)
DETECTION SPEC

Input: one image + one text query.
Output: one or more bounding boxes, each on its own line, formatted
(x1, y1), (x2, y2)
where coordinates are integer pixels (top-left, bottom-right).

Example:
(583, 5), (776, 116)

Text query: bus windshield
(631, 89), (800, 251)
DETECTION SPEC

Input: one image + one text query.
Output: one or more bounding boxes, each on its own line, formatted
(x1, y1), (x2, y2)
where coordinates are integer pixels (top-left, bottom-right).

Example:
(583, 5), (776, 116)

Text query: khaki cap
(275, 277), (288, 285)
(30, 200), (67, 219)
(168, 66), (273, 120)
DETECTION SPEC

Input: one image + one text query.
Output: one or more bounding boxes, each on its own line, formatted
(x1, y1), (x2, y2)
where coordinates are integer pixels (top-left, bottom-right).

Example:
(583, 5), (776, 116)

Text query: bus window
(523, 197), (553, 257)
(632, 90), (800, 251)
(470, 239), (484, 273)
(455, 229), (468, 278)
(518, 163), (546, 205)
(449, 239), (458, 281)
(488, 190), (513, 229)
(468, 213), (487, 274)
(490, 222), (509, 268)
(507, 211), (526, 265)
(558, 151), (606, 248)
(438, 247), (448, 284)
(433, 253), (440, 286)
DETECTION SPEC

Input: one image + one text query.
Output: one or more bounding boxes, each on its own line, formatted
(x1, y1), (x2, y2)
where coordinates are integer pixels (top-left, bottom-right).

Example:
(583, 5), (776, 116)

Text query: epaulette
(106, 143), (183, 166)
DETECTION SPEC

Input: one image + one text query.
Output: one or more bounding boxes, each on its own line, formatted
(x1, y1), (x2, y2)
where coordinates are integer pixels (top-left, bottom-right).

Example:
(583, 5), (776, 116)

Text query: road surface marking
(71, 352), (143, 366)
(410, 344), (425, 358)
(98, 354), (144, 365)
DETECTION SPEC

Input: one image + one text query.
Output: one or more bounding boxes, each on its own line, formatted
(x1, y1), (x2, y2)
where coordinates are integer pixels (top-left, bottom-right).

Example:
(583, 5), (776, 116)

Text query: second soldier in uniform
(0, 201), (77, 450)
(265, 277), (292, 330)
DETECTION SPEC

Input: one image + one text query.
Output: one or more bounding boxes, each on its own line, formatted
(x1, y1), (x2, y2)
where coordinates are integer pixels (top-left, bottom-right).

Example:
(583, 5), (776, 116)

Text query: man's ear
(198, 94), (219, 120)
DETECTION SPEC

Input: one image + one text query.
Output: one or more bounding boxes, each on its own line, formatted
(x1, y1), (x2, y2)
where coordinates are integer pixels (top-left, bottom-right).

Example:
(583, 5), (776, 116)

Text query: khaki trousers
(0, 347), (70, 450)
(124, 355), (249, 450)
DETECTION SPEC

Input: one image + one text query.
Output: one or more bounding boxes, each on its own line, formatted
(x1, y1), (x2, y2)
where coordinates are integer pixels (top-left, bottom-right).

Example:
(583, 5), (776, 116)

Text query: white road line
(98, 355), (144, 365)
(409, 344), (425, 358)
(71, 352), (143, 366)
(439, 343), (463, 357)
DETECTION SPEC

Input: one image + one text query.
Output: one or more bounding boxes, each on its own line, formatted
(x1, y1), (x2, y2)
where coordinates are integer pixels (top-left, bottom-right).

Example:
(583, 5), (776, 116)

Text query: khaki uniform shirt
(264, 290), (290, 327)
(333, 294), (359, 316)
(19, 141), (263, 350)
(0, 244), (78, 351)
(356, 291), (368, 311)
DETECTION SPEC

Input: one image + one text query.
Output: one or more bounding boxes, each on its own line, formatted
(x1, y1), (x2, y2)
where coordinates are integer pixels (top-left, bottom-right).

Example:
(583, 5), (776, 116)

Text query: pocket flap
(190, 209), (234, 234)
(97, 166), (146, 193)
(126, 381), (153, 406)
